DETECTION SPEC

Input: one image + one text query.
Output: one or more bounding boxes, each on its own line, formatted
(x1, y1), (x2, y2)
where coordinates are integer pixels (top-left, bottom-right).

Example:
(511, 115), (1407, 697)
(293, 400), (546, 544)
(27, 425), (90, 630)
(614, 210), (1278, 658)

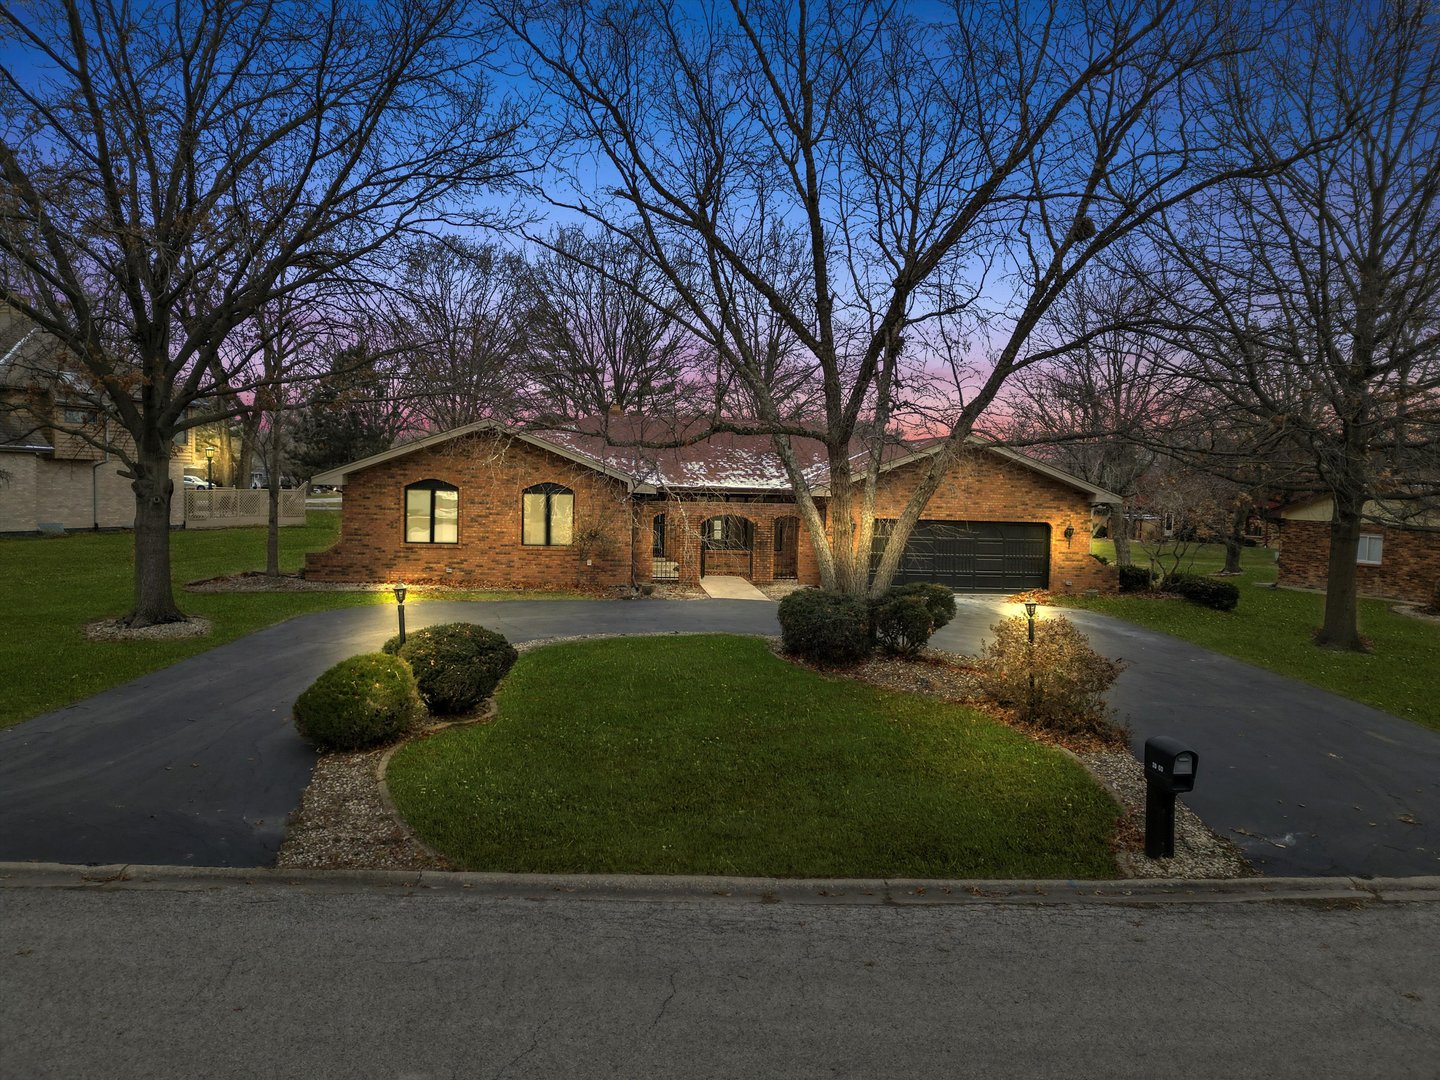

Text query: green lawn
(1059, 542), (1440, 729)
(0, 513), (585, 730)
(387, 635), (1121, 879)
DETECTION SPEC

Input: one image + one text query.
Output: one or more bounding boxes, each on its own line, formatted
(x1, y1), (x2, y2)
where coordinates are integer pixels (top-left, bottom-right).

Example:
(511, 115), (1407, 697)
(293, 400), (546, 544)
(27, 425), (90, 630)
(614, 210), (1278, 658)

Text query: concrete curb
(3, 862), (1437, 907)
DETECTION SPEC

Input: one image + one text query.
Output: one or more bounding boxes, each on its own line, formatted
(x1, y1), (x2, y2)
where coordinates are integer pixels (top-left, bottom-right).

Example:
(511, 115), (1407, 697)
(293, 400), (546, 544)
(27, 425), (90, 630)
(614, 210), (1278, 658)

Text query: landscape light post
(205, 445), (215, 488)
(1024, 601), (1038, 718)
(394, 583), (408, 646)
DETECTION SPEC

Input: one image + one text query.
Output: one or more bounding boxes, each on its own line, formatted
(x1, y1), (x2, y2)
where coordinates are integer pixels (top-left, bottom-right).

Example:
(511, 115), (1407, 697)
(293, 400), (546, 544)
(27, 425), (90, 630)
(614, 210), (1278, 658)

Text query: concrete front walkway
(698, 575), (773, 600)
(0, 596), (1435, 874)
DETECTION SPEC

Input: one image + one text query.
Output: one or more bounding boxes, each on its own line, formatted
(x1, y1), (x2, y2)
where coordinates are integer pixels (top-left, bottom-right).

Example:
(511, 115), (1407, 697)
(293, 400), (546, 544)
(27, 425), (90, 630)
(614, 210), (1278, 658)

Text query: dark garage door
(872, 520), (1050, 592)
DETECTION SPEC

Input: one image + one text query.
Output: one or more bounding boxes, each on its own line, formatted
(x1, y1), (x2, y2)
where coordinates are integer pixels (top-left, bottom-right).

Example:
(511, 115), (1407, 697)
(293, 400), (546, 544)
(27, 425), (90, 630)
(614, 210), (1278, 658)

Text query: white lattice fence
(185, 487), (307, 528)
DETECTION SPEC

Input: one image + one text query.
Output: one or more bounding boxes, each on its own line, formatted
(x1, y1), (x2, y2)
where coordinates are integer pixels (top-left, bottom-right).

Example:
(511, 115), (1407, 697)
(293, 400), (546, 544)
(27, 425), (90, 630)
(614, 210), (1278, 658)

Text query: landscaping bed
(281, 633), (1248, 879)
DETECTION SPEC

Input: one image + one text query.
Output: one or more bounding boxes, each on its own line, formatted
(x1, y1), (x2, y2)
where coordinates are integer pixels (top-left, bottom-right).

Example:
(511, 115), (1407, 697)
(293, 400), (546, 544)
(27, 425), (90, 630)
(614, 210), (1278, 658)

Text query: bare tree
(0, 0), (518, 624)
(1150, 0), (1440, 649)
(388, 236), (527, 430)
(519, 227), (694, 417)
(1007, 272), (1185, 566)
(504, 0), (1299, 595)
(290, 344), (414, 480)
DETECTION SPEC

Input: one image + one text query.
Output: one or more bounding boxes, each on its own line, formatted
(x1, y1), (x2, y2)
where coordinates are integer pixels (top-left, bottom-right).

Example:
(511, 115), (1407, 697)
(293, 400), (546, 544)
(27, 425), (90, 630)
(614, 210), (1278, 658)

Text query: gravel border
(278, 634), (1252, 879)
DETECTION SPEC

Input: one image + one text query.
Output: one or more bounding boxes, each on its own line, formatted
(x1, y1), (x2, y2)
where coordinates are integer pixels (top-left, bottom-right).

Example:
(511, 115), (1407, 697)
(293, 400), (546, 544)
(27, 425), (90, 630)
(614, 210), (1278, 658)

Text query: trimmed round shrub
(777, 589), (872, 665)
(383, 622), (518, 715)
(293, 653), (423, 752)
(1117, 564), (1152, 592)
(871, 593), (936, 656)
(869, 582), (956, 656)
(976, 614), (1124, 738)
(888, 582), (956, 631)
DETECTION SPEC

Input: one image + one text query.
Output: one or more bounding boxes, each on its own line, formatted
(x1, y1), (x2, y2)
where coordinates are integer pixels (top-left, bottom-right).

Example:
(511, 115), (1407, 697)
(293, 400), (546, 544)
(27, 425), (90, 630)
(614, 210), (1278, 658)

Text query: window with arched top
(404, 479), (459, 544)
(522, 483), (574, 546)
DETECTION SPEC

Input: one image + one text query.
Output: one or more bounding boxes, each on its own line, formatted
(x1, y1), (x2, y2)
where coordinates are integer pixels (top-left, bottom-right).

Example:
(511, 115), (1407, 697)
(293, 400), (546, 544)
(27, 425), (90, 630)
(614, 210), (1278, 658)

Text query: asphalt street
(2, 875), (1437, 1079)
(0, 595), (1436, 874)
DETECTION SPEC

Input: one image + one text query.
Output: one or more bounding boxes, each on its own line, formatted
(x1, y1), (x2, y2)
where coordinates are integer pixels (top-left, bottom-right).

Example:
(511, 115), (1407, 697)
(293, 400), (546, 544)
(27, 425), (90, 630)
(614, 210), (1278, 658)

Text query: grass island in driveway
(386, 635), (1121, 879)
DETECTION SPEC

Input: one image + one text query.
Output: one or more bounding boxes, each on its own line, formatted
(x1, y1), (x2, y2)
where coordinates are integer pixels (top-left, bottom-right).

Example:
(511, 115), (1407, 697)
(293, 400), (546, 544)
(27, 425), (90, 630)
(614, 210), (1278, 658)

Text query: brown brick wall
(305, 432), (635, 589)
(1278, 519), (1440, 605)
(308, 436), (1113, 594)
(861, 448), (1115, 595)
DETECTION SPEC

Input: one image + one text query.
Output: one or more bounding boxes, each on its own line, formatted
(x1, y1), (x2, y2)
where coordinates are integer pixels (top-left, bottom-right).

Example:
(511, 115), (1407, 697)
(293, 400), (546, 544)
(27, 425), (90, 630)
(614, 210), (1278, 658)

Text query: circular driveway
(1, 597), (1435, 875)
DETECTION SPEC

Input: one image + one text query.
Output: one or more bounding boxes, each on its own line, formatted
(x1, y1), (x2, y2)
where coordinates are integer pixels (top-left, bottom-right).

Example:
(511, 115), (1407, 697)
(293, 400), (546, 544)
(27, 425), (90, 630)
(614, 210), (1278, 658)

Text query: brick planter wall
(1278, 519), (1440, 605)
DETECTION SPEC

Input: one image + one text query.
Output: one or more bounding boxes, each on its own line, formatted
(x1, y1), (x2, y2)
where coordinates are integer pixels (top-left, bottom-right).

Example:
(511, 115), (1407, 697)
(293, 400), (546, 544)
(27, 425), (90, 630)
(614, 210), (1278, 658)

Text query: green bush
(870, 582), (956, 656)
(976, 614), (1124, 739)
(778, 589), (873, 665)
(1163, 573), (1240, 612)
(383, 622), (518, 715)
(871, 594), (936, 656)
(1118, 564), (1152, 592)
(293, 653), (423, 752)
(889, 582), (956, 630)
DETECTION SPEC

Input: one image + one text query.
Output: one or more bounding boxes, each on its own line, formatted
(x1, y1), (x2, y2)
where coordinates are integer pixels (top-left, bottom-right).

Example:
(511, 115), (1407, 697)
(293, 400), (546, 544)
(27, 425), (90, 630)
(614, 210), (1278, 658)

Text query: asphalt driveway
(0, 596), (1435, 875)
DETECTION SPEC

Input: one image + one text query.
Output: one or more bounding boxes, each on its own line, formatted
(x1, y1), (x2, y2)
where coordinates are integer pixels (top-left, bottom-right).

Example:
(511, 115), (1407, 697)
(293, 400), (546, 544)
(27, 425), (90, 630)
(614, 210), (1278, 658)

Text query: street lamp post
(1024, 601), (1038, 717)
(204, 445), (215, 488)
(393, 583), (408, 646)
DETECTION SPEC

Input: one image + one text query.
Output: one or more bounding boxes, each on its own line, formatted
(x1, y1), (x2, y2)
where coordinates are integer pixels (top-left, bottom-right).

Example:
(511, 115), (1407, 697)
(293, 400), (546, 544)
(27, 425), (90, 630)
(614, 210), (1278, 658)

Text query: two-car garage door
(872, 520), (1050, 593)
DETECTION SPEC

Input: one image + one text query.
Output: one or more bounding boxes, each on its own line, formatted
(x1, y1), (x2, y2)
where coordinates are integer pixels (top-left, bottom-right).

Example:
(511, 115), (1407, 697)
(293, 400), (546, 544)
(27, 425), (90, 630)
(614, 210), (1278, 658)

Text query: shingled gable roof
(309, 419), (656, 490)
(312, 414), (1123, 503)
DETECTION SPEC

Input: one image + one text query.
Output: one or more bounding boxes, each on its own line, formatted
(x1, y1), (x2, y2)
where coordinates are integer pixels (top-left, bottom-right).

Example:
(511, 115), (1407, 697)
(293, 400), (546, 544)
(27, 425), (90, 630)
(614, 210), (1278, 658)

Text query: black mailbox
(1145, 736), (1198, 794)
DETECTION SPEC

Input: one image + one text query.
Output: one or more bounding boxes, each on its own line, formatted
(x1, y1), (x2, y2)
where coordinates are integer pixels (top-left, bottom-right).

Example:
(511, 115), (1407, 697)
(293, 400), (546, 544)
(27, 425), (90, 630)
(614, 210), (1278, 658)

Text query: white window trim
(1356, 534), (1383, 566)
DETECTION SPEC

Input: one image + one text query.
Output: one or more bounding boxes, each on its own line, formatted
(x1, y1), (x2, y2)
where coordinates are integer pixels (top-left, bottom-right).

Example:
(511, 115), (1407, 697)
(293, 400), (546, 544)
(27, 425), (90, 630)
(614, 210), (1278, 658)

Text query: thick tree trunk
(266, 422), (283, 577)
(826, 465), (868, 595)
(1221, 500), (1247, 575)
(1109, 505), (1132, 567)
(1316, 490), (1365, 650)
(127, 440), (186, 627)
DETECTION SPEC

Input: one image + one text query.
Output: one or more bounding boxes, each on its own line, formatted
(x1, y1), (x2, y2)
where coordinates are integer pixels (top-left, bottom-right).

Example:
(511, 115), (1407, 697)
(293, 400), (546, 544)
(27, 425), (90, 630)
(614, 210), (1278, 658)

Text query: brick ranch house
(1278, 494), (1440, 606)
(306, 416), (1120, 594)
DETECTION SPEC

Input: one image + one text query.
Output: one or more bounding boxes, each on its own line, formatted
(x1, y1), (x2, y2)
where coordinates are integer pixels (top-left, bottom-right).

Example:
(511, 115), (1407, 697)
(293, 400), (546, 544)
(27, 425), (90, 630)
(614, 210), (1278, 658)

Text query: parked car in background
(182, 475), (214, 490)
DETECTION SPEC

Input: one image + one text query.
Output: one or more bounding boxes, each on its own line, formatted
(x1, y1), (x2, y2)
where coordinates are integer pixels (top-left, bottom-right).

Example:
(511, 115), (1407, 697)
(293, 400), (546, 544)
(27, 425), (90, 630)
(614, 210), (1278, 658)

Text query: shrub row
(295, 623), (518, 752)
(1162, 572), (1240, 612)
(778, 582), (958, 664)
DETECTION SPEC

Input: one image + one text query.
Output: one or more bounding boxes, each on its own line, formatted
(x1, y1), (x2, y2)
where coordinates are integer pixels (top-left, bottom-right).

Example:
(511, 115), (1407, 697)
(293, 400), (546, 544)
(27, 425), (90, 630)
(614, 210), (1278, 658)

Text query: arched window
(404, 479), (459, 544)
(522, 483), (574, 546)
(652, 513), (667, 556)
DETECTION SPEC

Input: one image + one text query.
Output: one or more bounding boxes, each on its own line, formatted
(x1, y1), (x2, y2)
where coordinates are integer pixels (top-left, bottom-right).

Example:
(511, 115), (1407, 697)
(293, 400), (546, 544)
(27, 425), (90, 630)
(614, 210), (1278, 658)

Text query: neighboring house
(0, 310), (187, 534)
(1278, 495), (1440, 605)
(306, 414), (1119, 594)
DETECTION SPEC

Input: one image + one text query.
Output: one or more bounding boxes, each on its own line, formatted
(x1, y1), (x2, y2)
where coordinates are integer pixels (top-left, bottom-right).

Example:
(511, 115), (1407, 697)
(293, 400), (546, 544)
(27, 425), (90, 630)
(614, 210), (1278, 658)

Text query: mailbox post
(1143, 736), (1198, 859)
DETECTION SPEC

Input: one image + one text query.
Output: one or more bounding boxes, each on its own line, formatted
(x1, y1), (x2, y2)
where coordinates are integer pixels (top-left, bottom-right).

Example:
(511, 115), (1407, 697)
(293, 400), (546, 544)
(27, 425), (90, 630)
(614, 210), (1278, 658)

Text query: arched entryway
(772, 515), (800, 579)
(699, 514), (755, 578)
